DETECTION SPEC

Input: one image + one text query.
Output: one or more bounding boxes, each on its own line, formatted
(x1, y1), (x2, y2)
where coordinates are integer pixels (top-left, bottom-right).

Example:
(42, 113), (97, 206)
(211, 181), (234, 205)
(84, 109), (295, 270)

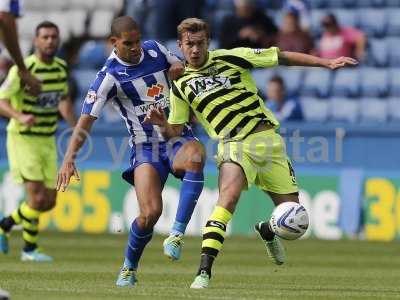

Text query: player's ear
(109, 36), (117, 46)
(177, 39), (182, 50)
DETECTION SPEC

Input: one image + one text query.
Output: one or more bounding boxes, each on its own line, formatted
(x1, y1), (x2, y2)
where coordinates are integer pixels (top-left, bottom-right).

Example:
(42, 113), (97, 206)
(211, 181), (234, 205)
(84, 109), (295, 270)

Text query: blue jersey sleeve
(81, 68), (117, 118)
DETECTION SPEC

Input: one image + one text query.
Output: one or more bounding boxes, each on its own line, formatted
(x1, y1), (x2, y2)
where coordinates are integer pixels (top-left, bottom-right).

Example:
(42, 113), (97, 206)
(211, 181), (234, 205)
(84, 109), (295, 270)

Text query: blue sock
(124, 219), (153, 269)
(171, 171), (204, 236)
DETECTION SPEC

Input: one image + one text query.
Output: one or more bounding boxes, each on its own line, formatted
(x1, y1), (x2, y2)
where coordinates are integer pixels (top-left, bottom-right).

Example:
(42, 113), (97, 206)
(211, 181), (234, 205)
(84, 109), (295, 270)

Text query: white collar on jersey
(111, 48), (144, 66)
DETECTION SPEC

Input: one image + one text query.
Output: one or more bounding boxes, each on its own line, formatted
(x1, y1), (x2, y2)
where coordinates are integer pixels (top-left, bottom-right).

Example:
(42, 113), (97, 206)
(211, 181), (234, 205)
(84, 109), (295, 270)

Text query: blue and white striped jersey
(0, 0), (22, 17)
(82, 40), (181, 145)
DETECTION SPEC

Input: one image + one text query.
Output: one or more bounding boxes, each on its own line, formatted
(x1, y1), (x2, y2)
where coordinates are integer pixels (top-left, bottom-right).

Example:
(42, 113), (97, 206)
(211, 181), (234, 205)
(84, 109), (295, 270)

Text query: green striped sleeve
(168, 82), (189, 124)
(0, 66), (20, 99)
(214, 47), (280, 69)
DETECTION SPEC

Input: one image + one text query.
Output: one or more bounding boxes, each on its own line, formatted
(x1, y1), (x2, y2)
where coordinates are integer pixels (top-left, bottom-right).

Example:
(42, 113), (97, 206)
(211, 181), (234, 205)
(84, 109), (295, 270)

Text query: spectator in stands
(265, 75), (303, 122)
(153, 0), (205, 41)
(283, 0), (311, 30)
(277, 11), (314, 54)
(219, 0), (277, 49)
(318, 13), (366, 61)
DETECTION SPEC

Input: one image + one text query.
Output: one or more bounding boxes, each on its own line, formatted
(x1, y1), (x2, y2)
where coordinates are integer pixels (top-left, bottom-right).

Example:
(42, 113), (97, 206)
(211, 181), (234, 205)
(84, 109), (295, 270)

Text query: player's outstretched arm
(278, 51), (358, 70)
(0, 12), (42, 96)
(56, 114), (96, 192)
(143, 106), (184, 139)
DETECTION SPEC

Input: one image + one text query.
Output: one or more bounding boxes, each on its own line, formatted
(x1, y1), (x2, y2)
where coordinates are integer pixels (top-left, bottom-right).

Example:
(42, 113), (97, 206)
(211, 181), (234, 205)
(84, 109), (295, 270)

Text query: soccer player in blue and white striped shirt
(57, 16), (205, 287)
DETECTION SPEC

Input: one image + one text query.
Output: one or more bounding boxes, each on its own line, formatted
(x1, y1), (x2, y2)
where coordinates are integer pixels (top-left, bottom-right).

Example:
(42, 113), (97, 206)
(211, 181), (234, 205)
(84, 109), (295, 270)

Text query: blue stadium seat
(356, 0), (387, 7)
(387, 98), (400, 122)
(77, 41), (108, 70)
(386, 9), (400, 36)
(367, 38), (389, 67)
(389, 68), (400, 96)
(300, 98), (330, 122)
(71, 69), (98, 99)
(358, 9), (387, 37)
(331, 69), (360, 97)
(387, 38), (400, 66)
(308, 0), (330, 8)
(360, 68), (389, 97)
(360, 98), (389, 123)
(251, 69), (276, 96)
(276, 67), (304, 97)
(386, 0), (400, 6)
(310, 9), (326, 37)
(332, 9), (358, 28)
(331, 0), (357, 8)
(300, 69), (332, 98)
(300, 97), (329, 122)
(330, 97), (360, 123)
(166, 39), (182, 59)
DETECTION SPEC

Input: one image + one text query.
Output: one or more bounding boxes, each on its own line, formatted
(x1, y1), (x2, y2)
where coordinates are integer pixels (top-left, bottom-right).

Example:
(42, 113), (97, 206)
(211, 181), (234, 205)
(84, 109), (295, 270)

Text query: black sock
(0, 216), (16, 232)
(260, 222), (275, 241)
(197, 254), (214, 278)
(23, 242), (37, 252)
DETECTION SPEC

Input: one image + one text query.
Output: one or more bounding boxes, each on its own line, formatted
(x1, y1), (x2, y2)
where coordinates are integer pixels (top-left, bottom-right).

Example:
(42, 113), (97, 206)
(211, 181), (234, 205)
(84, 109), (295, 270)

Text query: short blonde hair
(177, 18), (210, 40)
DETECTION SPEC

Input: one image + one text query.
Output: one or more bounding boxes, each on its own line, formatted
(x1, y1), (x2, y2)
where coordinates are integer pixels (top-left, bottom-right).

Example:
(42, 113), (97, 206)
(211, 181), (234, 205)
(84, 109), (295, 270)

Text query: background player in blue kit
(56, 16), (205, 287)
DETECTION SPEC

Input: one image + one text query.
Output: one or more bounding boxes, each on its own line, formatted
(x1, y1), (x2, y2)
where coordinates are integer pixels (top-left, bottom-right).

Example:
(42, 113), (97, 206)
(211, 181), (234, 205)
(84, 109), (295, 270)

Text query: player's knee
(183, 144), (205, 171)
(138, 209), (162, 229)
(31, 193), (49, 211)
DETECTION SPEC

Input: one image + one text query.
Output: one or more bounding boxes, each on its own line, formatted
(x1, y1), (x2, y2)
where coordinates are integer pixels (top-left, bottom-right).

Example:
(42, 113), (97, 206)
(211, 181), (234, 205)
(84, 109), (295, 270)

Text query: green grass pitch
(1, 231), (400, 300)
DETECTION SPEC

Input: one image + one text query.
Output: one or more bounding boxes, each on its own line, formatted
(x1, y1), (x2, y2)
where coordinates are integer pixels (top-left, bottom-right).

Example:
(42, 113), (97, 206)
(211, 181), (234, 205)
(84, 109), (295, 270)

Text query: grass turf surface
(0, 232), (400, 300)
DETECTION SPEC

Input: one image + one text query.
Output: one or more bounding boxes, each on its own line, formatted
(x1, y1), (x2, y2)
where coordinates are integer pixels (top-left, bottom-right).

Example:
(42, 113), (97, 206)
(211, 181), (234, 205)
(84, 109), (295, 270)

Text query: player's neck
(35, 52), (54, 65)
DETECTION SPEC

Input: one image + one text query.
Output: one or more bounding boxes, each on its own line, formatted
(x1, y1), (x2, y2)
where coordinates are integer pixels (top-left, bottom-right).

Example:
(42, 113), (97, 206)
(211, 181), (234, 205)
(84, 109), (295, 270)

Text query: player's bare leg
(164, 140), (205, 261)
(116, 163), (163, 287)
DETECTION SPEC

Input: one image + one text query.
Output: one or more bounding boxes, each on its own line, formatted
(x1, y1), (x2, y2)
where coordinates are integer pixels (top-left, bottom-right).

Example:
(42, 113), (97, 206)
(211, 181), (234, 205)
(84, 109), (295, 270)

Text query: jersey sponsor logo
(36, 91), (62, 108)
(134, 97), (169, 116)
(85, 90), (97, 104)
(148, 49), (158, 58)
(187, 76), (232, 96)
(146, 83), (164, 98)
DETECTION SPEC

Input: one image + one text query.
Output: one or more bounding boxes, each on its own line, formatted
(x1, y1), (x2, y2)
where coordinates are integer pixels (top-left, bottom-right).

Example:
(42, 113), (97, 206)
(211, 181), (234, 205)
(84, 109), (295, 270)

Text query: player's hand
(143, 106), (167, 126)
(168, 62), (184, 80)
(17, 113), (36, 127)
(326, 56), (358, 70)
(18, 69), (42, 96)
(56, 160), (80, 192)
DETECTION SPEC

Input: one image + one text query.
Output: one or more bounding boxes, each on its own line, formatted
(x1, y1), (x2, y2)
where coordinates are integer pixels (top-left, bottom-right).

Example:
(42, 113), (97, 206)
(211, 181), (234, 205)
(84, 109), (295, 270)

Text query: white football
(269, 202), (309, 240)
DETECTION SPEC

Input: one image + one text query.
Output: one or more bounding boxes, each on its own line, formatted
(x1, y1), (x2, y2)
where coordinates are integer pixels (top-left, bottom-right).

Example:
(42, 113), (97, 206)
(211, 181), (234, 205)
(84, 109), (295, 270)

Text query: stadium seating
(359, 98), (389, 123)
(76, 41), (109, 70)
(387, 38), (400, 66)
(387, 98), (400, 121)
(300, 69), (332, 98)
(367, 38), (388, 67)
(71, 69), (98, 100)
(277, 68), (304, 97)
(300, 98), (330, 122)
(251, 69), (276, 96)
(330, 97), (360, 123)
(389, 68), (400, 96)
(386, 9), (400, 35)
(359, 68), (389, 97)
(331, 69), (360, 97)
(88, 10), (115, 38)
(332, 9), (358, 27)
(357, 9), (387, 37)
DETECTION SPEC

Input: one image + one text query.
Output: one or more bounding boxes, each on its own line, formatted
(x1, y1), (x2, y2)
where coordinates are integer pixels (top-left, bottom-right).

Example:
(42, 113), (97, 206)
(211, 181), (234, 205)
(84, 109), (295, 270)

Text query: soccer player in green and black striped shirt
(0, 21), (76, 261)
(144, 18), (357, 288)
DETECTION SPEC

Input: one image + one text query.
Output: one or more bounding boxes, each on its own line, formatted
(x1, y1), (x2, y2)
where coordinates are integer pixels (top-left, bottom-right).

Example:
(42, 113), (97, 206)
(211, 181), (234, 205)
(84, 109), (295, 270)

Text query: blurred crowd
(1, 0), (399, 127)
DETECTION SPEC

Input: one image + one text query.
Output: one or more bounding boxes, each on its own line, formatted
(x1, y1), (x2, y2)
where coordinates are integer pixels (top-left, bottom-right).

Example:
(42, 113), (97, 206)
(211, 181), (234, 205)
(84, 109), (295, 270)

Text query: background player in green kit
(0, 21), (76, 261)
(144, 18), (358, 288)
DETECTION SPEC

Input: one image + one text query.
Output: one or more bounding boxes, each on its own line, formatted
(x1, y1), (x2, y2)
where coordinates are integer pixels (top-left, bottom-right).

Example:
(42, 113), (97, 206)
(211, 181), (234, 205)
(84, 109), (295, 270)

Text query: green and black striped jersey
(168, 47), (280, 141)
(0, 54), (68, 136)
